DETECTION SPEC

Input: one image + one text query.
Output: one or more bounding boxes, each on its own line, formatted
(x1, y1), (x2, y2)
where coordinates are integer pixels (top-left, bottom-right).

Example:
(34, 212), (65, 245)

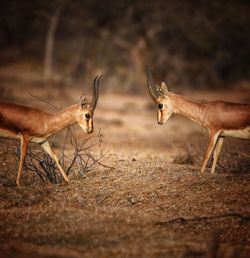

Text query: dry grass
(0, 71), (250, 257)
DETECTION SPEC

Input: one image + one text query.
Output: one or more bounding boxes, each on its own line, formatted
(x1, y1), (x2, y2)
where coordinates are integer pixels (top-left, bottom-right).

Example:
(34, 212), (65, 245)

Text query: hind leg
(201, 130), (221, 173)
(16, 134), (29, 186)
(211, 136), (224, 174)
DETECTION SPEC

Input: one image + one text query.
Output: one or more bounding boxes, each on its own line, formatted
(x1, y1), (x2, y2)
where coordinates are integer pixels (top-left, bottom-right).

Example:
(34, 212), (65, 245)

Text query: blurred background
(0, 0), (249, 97)
(0, 2), (250, 257)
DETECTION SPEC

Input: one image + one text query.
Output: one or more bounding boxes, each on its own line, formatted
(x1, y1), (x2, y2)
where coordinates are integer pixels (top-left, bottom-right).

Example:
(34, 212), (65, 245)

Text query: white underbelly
(30, 136), (48, 144)
(0, 130), (20, 140)
(221, 127), (250, 139)
(0, 129), (47, 144)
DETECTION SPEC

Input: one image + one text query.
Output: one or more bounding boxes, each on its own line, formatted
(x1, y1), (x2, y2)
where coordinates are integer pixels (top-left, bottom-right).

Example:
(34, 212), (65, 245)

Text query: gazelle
(147, 70), (250, 174)
(0, 75), (103, 186)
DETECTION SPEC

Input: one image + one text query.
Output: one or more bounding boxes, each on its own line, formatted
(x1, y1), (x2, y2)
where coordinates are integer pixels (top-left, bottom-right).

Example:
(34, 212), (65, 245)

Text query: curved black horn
(91, 74), (103, 111)
(146, 68), (159, 103)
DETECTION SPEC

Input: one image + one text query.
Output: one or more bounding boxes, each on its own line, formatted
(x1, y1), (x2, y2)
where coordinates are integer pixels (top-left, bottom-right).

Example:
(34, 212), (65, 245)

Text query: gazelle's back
(0, 102), (51, 136)
(202, 101), (250, 130)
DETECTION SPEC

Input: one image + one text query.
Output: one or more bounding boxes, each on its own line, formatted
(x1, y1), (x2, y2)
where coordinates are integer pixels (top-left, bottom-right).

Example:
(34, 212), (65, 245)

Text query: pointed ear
(80, 97), (89, 109)
(155, 84), (160, 92)
(160, 82), (169, 94)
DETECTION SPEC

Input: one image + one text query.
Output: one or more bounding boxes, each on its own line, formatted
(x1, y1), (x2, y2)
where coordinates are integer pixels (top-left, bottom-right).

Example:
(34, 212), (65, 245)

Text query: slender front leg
(200, 130), (221, 173)
(40, 141), (69, 182)
(210, 136), (224, 174)
(16, 134), (29, 186)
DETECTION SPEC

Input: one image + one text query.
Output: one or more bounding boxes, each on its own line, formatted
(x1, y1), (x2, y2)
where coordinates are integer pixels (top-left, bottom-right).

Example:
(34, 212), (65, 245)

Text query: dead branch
(29, 92), (60, 111)
(12, 126), (110, 184)
(155, 211), (250, 226)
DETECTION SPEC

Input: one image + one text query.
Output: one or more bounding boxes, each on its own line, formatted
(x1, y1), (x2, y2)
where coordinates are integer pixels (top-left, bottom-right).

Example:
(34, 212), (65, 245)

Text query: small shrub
(14, 128), (109, 184)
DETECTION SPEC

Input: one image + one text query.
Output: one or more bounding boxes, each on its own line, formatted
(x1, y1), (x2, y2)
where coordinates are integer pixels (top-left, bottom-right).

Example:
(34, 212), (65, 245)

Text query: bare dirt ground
(0, 63), (250, 258)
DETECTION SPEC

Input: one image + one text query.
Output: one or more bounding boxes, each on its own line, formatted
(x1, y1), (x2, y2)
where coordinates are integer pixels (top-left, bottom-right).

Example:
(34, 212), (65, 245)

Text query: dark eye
(158, 103), (163, 110)
(85, 113), (90, 119)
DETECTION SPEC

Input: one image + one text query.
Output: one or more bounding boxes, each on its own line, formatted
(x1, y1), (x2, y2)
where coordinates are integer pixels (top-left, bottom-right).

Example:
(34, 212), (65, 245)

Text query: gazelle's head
(78, 75), (103, 134)
(147, 70), (173, 125)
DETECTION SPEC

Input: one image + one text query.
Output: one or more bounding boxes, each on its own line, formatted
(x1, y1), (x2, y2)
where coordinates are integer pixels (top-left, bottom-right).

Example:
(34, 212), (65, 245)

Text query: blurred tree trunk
(129, 38), (146, 93)
(43, 8), (60, 82)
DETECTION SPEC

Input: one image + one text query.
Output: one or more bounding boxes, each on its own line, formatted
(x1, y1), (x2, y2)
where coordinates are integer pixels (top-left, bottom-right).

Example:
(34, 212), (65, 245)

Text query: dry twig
(155, 211), (250, 226)
(13, 127), (111, 184)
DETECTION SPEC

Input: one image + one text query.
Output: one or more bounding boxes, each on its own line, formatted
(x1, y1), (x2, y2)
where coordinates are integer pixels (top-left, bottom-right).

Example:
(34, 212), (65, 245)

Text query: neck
(169, 93), (203, 126)
(46, 104), (79, 135)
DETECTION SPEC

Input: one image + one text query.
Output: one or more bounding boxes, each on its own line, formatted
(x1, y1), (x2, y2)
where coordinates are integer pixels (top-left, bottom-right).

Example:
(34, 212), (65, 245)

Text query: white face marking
(157, 96), (173, 124)
(78, 111), (93, 134)
(221, 127), (250, 139)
